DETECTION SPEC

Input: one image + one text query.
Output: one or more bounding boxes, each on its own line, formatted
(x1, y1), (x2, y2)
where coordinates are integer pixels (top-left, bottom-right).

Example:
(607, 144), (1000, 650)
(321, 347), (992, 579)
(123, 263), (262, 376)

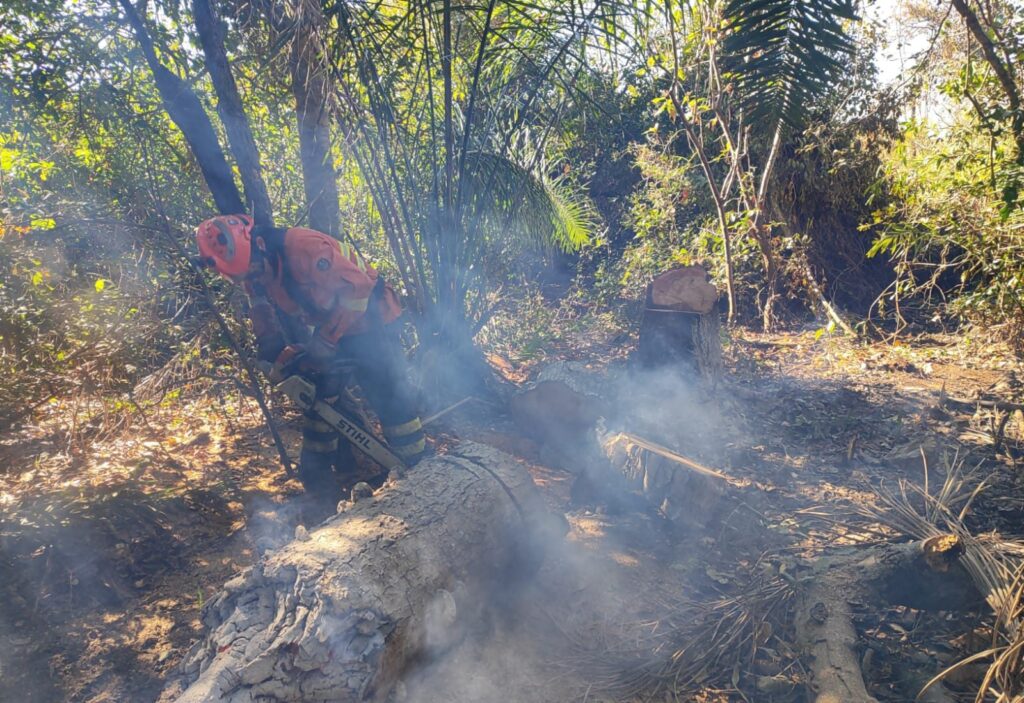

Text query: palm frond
(545, 174), (598, 252)
(462, 151), (597, 255)
(721, 0), (857, 129)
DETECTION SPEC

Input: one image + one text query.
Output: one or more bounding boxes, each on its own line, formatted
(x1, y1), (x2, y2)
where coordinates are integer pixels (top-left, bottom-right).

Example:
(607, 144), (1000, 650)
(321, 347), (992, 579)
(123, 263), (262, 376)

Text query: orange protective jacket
(245, 227), (402, 360)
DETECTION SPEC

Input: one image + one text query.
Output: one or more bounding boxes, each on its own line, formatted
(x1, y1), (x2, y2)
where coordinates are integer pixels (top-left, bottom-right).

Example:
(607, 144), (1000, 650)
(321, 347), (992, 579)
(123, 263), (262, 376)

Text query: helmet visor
(211, 219), (237, 262)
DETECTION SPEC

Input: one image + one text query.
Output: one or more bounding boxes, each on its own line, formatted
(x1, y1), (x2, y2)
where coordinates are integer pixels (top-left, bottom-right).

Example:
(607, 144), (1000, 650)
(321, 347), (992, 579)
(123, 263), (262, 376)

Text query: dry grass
(558, 562), (797, 701)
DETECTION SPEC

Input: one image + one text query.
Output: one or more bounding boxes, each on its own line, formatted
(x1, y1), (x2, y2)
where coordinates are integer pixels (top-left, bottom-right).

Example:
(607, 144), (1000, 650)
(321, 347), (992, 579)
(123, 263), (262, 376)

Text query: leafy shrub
(867, 117), (1024, 343)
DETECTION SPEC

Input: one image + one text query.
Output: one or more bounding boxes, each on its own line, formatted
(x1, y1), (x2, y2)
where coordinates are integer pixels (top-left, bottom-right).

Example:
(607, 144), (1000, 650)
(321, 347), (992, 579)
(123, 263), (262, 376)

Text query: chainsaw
(277, 374), (407, 473)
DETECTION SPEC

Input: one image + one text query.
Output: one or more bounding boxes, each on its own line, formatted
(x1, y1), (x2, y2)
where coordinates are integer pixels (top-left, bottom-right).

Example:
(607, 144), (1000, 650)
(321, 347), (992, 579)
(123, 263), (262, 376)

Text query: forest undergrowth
(2, 323), (1023, 702)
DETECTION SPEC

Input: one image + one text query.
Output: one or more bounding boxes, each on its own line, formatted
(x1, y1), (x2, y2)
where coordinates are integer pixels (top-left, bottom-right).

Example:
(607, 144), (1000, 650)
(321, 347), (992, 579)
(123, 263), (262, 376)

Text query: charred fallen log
(170, 442), (564, 703)
(795, 535), (982, 703)
(509, 379), (605, 471)
(600, 429), (740, 532)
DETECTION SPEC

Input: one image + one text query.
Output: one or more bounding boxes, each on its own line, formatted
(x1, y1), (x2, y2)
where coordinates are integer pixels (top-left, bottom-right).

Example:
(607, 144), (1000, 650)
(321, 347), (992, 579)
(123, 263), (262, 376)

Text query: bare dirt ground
(1, 330), (1022, 702)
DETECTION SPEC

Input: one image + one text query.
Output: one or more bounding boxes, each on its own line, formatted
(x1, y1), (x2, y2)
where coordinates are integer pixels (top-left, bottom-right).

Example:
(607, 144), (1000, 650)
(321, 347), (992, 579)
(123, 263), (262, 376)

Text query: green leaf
(30, 217), (55, 230)
(721, 0), (857, 130)
(461, 152), (597, 255)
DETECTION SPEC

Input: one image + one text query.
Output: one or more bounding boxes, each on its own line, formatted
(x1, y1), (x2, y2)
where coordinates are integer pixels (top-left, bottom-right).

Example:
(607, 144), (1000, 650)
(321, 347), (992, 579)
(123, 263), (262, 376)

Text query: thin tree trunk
(716, 200), (736, 324)
(249, 0), (342, 237)
(289, 4), (342, 237)
(668, 5), (736, 324)
(440, 0), (456, 318)
(754, 124), (784, 330)
(683, 123), (736, 323)
(191, 0), (274, 225)
(116, 0), (245, 215)
(756, 121), (783, 205)
(759, 236), (782, 331)
(292, 65), (341, 237)
(950, 0), (1024, 165)
(453, 0), (497, 214)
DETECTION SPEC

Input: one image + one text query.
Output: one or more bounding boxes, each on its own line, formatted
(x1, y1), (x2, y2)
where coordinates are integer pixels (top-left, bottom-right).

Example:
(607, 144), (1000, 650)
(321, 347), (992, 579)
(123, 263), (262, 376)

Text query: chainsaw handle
(277, 375), (318, 409)
(276, 345), (311, 378)
(279, 348), (359, 380)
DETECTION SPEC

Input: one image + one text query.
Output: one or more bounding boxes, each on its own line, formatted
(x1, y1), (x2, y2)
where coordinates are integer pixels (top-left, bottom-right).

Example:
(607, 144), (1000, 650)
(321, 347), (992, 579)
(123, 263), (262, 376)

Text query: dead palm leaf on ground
(556, 563), (797, 701)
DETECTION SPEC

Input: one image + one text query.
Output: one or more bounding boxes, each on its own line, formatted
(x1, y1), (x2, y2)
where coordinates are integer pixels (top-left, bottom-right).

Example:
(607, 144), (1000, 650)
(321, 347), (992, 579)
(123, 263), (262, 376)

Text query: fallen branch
(801, 259), (859, 338)
(942, 395), (1024, 413)
(796, 566), (875, 703)
(795, 536), (981, 703)
(421, 395), (476, 426)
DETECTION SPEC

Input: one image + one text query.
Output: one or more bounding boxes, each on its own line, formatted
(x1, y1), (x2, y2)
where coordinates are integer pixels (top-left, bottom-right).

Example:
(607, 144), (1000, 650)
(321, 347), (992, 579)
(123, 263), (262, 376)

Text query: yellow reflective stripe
(338, 241), (368, 272)
(385, 417), (422, 438)
(343, 296), (369, 312)
(392, 438), (425, 457)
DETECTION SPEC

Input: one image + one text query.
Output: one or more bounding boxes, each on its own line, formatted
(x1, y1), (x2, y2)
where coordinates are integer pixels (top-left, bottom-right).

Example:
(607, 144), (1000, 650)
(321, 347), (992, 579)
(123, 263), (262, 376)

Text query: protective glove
(304, 335), (337, 367)
(265, 344), (323, 384)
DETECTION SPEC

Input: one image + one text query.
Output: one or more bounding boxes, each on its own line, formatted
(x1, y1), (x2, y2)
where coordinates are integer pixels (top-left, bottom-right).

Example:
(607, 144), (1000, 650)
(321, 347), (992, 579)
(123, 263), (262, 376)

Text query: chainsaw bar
(277, 375), (406, 472)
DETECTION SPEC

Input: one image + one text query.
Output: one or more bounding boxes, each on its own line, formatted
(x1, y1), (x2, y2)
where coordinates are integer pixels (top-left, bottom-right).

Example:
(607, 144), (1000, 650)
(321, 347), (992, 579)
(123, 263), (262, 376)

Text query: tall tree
(115, 0), (245, 215)
(191, 0), (274, 224)
(286, 0), (342, 237)
(948, 0), (1023, 207)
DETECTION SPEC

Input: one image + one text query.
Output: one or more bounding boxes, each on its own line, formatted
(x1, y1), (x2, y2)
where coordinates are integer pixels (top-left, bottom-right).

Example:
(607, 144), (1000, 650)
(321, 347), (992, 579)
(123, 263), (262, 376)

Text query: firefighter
(194, 214), (426, 503)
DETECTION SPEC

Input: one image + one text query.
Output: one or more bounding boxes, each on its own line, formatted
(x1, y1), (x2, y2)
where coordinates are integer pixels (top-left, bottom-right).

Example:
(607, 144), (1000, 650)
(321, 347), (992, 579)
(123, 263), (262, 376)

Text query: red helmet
(195, 214), (254, 278)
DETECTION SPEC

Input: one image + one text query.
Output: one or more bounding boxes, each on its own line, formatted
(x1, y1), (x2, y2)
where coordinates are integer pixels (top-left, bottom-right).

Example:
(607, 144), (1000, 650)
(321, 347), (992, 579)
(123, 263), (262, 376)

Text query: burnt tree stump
(636, 266), (722, 383)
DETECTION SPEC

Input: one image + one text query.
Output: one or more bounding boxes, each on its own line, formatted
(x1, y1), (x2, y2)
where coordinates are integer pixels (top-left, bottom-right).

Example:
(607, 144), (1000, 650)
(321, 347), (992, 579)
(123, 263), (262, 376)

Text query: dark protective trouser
(298, 320), (425, 501)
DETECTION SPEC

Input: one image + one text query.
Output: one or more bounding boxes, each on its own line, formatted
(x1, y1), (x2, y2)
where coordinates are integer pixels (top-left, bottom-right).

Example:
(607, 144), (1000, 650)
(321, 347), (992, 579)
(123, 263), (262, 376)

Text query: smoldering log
(172, 442), (563, 703)
(509, 361), (734, 510)
(508, 362), (610, 475)
(509, 380), (605, 464)
(600, 430), (743, 532)
(636, 266), (723, 382)
(508, 363), (643, 506)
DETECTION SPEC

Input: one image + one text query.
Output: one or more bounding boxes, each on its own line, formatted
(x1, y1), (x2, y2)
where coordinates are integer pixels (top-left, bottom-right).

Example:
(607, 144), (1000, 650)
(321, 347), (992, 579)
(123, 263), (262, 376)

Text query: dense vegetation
(5, 4), (1024, 703)
(1, 0), (1023, 416)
